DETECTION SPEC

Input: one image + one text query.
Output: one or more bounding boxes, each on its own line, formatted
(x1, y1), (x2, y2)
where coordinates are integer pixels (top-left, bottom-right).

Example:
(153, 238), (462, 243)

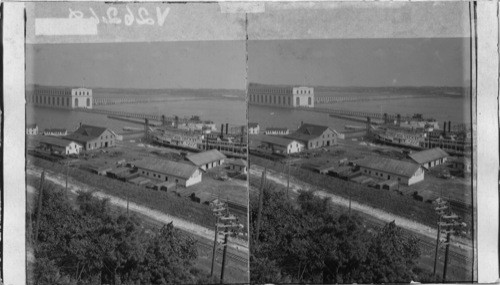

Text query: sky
(26, 41), (247, 90)
(248, 38), (471, 87)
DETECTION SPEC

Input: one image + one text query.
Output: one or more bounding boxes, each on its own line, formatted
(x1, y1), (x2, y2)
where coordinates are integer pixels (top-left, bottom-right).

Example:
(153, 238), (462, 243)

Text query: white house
(248, 123), (260, 135)
(261, 136), (305, 154)
(133, 158), (202, 187)
(354, 156), (424, 186)
(38, 136), (83, 155)
(26, 124), (39, 135)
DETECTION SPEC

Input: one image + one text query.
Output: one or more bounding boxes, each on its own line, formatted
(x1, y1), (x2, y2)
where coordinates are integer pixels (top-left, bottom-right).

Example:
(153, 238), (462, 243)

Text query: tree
(250, 182), (428, 284)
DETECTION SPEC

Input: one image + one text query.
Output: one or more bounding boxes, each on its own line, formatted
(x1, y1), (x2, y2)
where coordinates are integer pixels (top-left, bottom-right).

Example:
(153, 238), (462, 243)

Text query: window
(308, 97), (312, 105)
(296, 97), (300, 105)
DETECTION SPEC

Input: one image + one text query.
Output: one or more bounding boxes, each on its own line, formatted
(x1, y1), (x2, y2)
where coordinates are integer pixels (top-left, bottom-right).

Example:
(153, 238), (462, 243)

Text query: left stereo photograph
(24, 2), (249, 284)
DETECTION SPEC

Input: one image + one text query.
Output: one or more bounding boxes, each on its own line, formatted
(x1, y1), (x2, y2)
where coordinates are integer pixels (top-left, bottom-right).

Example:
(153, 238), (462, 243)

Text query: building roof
(248, 122), (259, 128)
(133, 158), (198, 179)
(287, 123), (335, 142)
(27, 124), (38, 129)
(409, 148), (449, 165)
(65, 124), (111, 143)
(261, 136), (300, 147)
(354, 156), (421, 178)
(186, 149), (227, 166)
(37, 136), (79, 148)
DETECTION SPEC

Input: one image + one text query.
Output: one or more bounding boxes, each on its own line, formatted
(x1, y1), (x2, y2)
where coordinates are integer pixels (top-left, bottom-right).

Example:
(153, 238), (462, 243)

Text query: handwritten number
(124, 6), (135, 26)
(89, 8), (100, 24)
(156, 7), (170, 27)
(68, 8), (84, 19)
(106, 7), (122, 24)
(137, 7), (155, 25)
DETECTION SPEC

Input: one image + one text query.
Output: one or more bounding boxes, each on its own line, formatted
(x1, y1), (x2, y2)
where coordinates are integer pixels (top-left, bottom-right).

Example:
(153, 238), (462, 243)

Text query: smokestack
(396, 114), (401, 126)
(162, 115), (166, 126)
(174, 116), (179, 128)
(220, 124), (224, 138)
(383, 113), (388, 124)
(226, 123), (228, 135)
(241, 125), (245, 143)
(448, 121), (451, 133)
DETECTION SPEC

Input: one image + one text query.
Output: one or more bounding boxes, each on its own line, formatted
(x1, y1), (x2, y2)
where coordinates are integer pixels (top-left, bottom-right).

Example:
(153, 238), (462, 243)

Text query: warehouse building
(37, 136), (83, 155)
(264, 127), (290, 136)
(228, 159), (248, 174)
(286, 123), (338, 149)
(43, 128), (68, 136)
(186, 149), (227, 171)
(409, 147), (449, 169)
(248, 84), (314, 108)
(133, 158), (202, 187)
(354, 156), (424, 186)
(261, 136), (305, 154)
(27, 86), (93, 109)
(64, 124), (116, 151)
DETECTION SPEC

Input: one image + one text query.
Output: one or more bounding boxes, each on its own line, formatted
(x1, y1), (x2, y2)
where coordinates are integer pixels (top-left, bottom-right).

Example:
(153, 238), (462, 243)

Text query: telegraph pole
(220, 233), (229, 284)
(210, 200), (226, 277)
(433, 198), (448, 275)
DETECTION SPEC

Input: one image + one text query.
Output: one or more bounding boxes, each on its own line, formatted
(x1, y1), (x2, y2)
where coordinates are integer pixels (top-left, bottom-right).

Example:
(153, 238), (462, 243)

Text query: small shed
(228, 159), (247, 174)
(154, 181), (177, 192)
(88, 165), (112, 176)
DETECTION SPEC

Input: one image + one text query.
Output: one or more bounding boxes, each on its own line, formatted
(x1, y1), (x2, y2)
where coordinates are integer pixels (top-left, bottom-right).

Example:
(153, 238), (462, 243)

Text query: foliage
(250, 155), (437, 228)
(30, 156), (213, 229)
(250, 184), (430, 284)
(30, 179), (202, 285)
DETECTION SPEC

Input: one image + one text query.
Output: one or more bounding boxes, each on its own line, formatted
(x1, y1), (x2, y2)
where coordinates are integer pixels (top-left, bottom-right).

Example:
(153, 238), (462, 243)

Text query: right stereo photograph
(247, 2), (475, 283)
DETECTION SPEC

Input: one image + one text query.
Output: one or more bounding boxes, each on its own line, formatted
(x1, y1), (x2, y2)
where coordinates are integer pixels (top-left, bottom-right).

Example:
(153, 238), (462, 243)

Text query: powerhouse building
(27, 86), (93, 109)
(248, 84), (314, 108)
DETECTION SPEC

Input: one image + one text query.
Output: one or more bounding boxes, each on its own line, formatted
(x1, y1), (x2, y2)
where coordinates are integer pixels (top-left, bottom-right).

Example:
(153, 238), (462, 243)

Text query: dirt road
(250, 165), (472, 251)
(27, 166), (248, 254)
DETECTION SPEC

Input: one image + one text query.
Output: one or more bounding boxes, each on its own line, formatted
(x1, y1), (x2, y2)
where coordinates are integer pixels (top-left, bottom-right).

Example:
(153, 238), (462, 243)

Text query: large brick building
(27, 86), (93, 109)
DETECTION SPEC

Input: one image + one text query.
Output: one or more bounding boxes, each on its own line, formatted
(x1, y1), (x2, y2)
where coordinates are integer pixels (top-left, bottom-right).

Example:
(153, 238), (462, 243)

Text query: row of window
(249, 88), (291, 94)
(35, 90), (71, 96)
(141, 170), (179, 183)
(33, 96), (91, 107)
(363, 169), (402, 181)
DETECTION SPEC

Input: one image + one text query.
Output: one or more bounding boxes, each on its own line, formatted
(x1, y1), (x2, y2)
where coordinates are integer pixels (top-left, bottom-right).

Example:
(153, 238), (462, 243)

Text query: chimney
(448, 121), (452, 133)
(174, 116), (179, 128)
(220, 124), (224, 138)
(226, 123), (229, 135)
(396, 114), (401, 126)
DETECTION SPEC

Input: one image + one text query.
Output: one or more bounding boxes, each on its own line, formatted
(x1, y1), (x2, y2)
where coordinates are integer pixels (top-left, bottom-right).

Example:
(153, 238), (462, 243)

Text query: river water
(249, 96), (471, 131)
(27, 94), (470, 134)
(26, 97), (246, 133)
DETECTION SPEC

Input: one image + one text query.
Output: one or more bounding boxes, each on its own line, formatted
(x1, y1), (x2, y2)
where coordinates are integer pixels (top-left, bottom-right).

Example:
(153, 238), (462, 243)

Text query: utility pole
(34, 171), (45, 244)
(433, 197), (466, 282)
(255, 168), (266, 246)
(218, 213), (243, 284)
(210, 200), (226, 277)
